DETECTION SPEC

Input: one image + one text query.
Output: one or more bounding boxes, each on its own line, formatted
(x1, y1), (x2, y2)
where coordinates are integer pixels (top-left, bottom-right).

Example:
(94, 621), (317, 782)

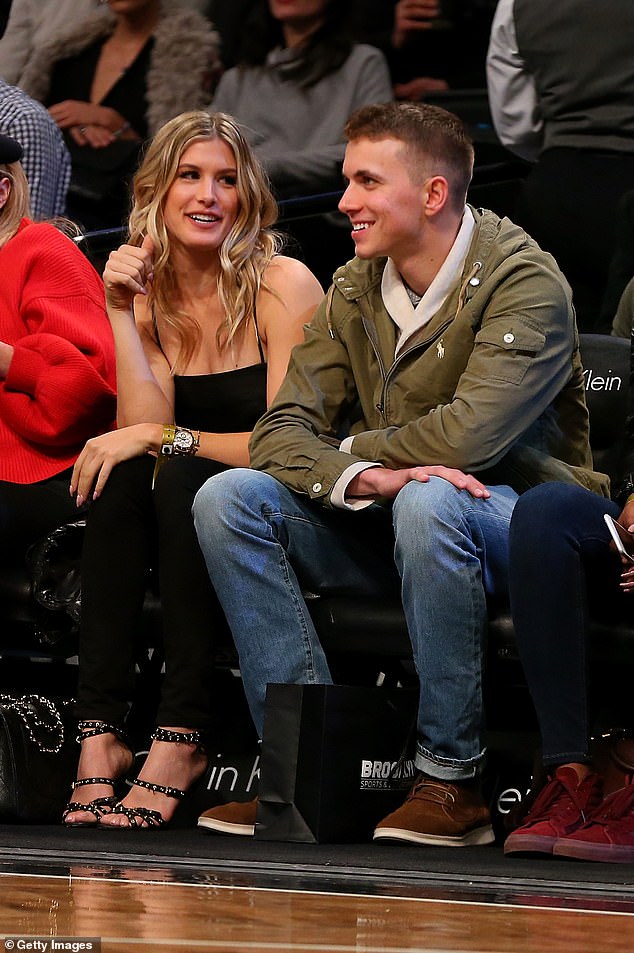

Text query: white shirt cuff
(331, 461), (382, 510)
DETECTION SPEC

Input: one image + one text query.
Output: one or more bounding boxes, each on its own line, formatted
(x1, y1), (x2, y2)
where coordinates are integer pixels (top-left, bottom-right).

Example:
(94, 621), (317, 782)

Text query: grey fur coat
(20, 5), (220, 136)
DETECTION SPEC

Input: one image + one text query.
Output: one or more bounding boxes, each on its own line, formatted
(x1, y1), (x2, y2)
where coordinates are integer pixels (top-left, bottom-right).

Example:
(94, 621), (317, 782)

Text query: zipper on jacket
(378, 260), (484, 420)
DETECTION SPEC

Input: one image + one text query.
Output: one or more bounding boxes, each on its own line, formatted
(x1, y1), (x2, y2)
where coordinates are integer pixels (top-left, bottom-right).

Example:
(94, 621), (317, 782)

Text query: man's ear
(0, 176), (11, 211)
(423, 175), (450, 216)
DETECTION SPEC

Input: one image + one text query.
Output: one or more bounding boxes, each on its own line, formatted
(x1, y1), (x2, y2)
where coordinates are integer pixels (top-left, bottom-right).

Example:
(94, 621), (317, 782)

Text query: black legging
(0, 468), (82, 570)
(76, 454), (229, 730)
(508, 482), (626, 767)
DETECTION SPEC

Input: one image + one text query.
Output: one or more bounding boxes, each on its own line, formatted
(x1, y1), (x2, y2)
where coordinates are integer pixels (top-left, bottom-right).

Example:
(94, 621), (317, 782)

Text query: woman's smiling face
(162, 138), (240, 253)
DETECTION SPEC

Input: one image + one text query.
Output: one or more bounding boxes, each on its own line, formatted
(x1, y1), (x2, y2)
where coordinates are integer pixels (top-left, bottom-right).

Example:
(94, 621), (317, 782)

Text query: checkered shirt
(0, 77), (71, 218)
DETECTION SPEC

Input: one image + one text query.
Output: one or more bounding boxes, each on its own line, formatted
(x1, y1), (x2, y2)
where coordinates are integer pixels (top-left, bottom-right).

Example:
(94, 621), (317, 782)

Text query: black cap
(0, 133), (23, 164)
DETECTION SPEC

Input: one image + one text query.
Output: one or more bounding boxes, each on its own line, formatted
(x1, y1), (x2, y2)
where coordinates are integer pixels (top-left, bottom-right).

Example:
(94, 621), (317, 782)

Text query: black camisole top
(156, 312), (268, 434)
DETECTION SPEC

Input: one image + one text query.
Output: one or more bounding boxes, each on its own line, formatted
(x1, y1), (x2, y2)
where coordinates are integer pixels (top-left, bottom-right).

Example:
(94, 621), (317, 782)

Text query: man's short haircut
(344, 102), (475, 211)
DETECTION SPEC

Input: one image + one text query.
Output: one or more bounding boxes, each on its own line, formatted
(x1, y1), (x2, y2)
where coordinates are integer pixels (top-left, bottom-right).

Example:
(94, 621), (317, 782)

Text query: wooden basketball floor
(0, 850), (633, 952)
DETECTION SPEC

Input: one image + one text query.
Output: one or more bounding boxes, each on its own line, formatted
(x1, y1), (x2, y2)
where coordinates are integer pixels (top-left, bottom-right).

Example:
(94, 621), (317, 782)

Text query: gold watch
(160, 425), (200, 457)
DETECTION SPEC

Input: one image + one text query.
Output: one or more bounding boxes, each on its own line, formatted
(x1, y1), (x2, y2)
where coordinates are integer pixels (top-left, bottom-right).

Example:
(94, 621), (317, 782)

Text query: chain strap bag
(0, 695), (77, 822)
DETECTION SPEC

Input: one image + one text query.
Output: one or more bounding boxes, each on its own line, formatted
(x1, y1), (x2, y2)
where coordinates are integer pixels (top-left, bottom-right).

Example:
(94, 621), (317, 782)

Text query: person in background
(210, 0), (392, 199)
(204, 0), (258, 68)
(349, 1), (496, 99)
(0, 0), (99, 86)
(487, 0), (634, 333)
(192, 101), (604, 846)
(0, 131), (116, 585)
(62, 111), (323, 831)
(210, 0), (392, 288)
(18, 0), (220, 229)
(0, 76), (70, 218)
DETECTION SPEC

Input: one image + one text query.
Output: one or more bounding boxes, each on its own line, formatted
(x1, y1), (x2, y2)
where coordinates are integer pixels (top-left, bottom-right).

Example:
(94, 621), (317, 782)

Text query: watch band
(152, 425), (200, 489)
(160, 425), (200, 458)
(160, 424), (177, 456)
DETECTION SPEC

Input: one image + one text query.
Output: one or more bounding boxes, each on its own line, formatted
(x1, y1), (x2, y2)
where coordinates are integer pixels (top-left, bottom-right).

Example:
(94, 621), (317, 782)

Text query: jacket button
(503, 332), (515, 344)
(312, 482), (322, 493)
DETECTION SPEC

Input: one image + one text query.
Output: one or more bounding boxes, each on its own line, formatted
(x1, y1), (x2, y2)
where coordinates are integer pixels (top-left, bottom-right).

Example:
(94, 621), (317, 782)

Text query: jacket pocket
(474, 322), (546, 385)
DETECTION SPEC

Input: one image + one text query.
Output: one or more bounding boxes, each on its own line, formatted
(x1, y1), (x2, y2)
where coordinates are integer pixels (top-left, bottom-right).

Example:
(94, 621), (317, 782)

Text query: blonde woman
(63, 111), (323, 829)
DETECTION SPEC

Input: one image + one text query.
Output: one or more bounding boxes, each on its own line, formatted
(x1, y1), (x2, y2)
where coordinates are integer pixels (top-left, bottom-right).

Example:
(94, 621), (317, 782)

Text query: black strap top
(174, 363), (267, 434)
(154, 309), (267, 433)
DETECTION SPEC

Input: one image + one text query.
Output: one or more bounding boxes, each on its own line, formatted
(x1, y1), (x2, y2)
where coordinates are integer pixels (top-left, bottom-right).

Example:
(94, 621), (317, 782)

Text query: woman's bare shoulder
(263, 254), (324, 298)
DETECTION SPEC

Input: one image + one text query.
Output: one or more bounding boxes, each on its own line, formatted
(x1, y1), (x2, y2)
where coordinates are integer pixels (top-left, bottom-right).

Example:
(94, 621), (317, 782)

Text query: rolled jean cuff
(415, 742), (486, 781)
(542, 750), (592, 768)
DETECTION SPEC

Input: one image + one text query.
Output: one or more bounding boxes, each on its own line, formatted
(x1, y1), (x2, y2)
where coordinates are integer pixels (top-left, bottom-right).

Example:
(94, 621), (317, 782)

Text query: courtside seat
(306, 333), (632, 725)
(0, 336), (630, 715)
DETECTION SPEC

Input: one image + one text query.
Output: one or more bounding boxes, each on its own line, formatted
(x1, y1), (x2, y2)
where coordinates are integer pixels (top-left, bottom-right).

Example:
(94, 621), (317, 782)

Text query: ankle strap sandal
(63, 723), (133, 828)
(99, 726), (208, 831)
(151, 727), (206, 749)
(76, 719), (129, 747)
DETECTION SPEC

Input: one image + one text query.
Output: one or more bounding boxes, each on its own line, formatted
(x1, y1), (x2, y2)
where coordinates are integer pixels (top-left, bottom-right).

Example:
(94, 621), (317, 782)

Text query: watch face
(173, 429), (194, 451)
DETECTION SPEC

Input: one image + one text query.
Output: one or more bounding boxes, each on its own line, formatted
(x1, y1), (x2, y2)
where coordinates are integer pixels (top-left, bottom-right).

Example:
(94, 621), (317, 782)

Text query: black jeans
(509, 482), (625, 767)
(0, 468), (81, 570)
(76, 454), (229, 730)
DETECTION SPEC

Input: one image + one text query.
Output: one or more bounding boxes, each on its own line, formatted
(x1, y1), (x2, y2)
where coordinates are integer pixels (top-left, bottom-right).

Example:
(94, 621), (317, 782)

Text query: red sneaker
(554, 775), (634, 863)
(504, 766), (603, 855)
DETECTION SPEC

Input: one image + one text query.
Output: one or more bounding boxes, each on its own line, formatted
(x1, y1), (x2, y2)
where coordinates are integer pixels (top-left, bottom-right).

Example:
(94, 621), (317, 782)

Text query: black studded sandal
(63, 720), (132, 828)
(101, 727), (206, 831)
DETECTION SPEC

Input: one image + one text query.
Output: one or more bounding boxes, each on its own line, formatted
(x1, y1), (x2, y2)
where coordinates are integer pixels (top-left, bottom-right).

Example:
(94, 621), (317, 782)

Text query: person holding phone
(62, 110), (323, 830)
(504, 449), (634, 860)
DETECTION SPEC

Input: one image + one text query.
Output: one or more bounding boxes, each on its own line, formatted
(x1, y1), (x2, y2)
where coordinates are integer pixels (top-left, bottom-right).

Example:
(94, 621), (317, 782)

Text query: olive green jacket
(250, 208), (609, 502)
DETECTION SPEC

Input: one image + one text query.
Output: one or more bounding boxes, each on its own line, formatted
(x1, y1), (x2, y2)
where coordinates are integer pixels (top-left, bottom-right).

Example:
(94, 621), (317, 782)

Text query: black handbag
(0, 695), (77, 822)
(26, 520), (85, 646)
(254, 683), (417, 843)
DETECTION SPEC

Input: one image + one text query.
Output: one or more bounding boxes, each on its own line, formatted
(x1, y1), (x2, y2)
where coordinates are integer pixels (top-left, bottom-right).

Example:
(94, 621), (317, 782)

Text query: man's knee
(192, 467), (281, 534)
(393, 476), (466, 528)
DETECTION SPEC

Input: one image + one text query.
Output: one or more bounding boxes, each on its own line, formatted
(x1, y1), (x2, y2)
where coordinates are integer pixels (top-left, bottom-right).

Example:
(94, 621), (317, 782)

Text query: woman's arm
(71, 253), (323, 502)
(0, 224), (117, 449)
(48, 100), (135, 149)
(103, 236), (174, 428)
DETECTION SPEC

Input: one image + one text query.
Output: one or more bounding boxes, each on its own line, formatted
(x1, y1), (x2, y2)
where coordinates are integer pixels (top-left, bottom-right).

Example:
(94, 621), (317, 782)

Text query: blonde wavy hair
(128, 110), (282, 374)
(0, 162), (32, 248)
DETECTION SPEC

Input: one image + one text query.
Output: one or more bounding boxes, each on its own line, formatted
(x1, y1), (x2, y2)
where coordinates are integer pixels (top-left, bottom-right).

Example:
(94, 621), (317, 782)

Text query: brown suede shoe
(198, 797), (258, 836)
(373, 776), (495, 846)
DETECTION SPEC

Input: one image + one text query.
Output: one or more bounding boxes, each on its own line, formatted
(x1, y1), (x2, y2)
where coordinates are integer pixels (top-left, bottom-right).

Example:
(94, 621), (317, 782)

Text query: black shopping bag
(254, 683), (417, 843)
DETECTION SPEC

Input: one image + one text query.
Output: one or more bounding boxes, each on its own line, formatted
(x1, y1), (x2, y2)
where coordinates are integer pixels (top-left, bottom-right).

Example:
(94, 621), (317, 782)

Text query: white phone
(604, 513), (634, 563)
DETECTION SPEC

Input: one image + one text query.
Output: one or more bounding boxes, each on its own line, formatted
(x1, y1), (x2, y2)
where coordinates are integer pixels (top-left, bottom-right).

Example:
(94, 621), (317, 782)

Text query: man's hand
(393, 0), (441, 47)
(346, 465), (490, 503)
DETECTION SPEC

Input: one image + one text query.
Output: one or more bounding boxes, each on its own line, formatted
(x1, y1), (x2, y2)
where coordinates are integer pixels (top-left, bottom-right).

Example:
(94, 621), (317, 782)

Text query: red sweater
(0, 219), (117, 483)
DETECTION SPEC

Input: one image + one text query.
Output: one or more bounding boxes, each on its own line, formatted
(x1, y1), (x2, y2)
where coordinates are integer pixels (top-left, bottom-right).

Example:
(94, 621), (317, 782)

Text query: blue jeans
(509, 482), (623, 767)
(193, 470), (518, 781)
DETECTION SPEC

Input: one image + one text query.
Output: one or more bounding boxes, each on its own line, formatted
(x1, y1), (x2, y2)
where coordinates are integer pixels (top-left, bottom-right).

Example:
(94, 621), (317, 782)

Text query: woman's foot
(63, 722), (134, 827)
(100, 728), (208, 829)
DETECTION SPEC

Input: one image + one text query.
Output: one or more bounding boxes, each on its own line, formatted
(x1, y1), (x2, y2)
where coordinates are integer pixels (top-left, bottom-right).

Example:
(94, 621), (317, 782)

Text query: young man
(192, 102), (607, 847)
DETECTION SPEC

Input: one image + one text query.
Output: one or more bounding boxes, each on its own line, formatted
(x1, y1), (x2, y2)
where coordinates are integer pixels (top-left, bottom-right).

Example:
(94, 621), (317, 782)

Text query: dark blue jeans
(509, 482), (625, 767)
